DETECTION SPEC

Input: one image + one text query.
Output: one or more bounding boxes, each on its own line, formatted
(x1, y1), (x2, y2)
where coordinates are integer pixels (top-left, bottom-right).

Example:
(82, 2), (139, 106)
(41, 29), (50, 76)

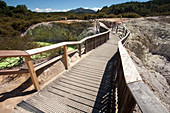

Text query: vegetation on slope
(27, 22), (93, 43)
(98, 0), (170, 17)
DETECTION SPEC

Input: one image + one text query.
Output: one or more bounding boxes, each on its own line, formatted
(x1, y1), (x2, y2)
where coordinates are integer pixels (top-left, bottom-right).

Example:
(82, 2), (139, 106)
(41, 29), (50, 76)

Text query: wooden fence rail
(115, 24), (168, 113)
(0, 28), (110, 91)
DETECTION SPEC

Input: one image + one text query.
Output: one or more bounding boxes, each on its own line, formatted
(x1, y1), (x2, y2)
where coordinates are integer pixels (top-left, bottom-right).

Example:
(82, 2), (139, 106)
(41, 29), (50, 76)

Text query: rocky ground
(125, 16), (170, 111)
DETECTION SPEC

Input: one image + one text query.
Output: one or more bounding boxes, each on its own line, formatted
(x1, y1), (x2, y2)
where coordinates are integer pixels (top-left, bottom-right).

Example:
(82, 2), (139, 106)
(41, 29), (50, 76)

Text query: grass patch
(0, 57), (21, 68)
(67, 45), (75, 52)
(34, 41), (53, 47)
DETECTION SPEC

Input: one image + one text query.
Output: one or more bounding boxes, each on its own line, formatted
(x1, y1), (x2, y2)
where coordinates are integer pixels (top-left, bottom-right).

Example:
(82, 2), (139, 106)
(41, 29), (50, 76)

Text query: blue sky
(3, 0), (150, 12)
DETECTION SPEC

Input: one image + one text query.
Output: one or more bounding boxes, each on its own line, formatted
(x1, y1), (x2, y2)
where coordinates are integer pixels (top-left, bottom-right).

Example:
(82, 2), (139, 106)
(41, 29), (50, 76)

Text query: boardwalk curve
(14, 33), (119, 113)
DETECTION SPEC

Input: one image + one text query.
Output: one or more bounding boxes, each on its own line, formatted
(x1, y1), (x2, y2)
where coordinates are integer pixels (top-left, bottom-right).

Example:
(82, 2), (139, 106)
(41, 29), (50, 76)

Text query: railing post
(116, 26), (118, 33)
(24, 56), (40, 91)
(85, 40), (88, 53)
(103, 34), (105, 43)
(89, 39), (91, 51)
(106, 32), (108, 41)
(101, 35), (103, 44)
(125, 29), (127, 36)
(105, 34), (107, 42)
(79, 44), (81, 57)
(108, 32), (110, 40)
(99, 35), (102, 45)
(94, 37), (96, 49)
(64, 45), (68, 69)
(91, 38), (93, 50)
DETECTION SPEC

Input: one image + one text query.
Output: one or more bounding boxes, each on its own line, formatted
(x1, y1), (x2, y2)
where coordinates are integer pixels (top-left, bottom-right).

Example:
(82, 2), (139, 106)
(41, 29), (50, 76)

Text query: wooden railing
(115, 24), (169, 113)
(0, 27), (110, 91)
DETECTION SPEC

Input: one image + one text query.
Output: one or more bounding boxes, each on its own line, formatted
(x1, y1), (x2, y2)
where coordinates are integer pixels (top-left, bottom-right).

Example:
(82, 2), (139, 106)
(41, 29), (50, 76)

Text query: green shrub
(122, 13), (141, 18)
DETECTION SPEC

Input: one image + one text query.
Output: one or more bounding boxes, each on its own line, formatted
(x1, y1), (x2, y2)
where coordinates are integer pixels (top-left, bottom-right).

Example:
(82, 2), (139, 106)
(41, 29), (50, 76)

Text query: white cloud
(83, 7), (101, 11)
(32, 7), (101, 12)
(32, 8), (71, 12)
(91, 7), (102, 11)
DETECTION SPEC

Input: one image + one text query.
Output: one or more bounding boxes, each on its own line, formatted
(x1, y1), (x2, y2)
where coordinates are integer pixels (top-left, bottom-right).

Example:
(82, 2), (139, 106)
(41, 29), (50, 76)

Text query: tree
(13, 5), (28, 14)
(0, 0), (7, 9)
(153, 0), (170, 5)
(96, 12), (107, 18)
(0, 0), (8, 15)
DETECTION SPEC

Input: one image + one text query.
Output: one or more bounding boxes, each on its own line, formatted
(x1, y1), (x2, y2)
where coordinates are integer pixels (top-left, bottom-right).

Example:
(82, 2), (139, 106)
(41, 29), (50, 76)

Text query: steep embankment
(22, 21), (95, 43)
(125, 16), (170, 110)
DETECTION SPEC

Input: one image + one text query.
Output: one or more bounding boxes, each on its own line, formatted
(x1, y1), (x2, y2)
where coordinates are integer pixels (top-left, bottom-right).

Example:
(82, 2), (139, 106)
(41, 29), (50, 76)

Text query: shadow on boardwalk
(92, 52), (117, 113)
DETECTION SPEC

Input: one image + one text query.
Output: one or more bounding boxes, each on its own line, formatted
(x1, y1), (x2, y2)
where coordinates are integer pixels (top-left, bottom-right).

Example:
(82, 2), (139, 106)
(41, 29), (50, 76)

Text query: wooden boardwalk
(14, 33), (119, 113)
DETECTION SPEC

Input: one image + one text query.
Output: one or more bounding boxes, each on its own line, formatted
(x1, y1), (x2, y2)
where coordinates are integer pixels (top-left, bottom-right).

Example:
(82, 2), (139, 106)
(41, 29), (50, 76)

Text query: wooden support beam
(24, 56), (40, 91)
(0, 69), (29, 75)
(64, 45), (68, 69)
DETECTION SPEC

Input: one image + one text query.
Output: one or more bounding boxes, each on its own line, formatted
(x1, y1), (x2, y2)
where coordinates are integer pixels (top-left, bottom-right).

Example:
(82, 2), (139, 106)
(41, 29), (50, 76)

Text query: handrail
(116, 24), (168, 113)
(0, 27), (110, 91)
(26, 30), (110, 55)
(0, 50), (29, 57)
(118, 41), (142, 84)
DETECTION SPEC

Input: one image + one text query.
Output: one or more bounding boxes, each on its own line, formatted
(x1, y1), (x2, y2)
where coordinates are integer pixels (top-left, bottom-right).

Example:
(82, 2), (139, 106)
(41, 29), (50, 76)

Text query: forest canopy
(98, 0), (170, 17)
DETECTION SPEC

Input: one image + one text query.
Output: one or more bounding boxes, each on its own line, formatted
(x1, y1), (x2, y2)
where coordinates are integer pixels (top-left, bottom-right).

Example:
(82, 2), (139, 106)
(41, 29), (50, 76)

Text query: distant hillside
(97, 0), (170, 17)
(68, 8), (95, 14)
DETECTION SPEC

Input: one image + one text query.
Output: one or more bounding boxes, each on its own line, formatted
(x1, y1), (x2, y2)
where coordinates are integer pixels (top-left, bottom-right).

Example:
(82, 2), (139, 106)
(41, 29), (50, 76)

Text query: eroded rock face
(126, 16), (170, 84)
(125, 16), (170, 111)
